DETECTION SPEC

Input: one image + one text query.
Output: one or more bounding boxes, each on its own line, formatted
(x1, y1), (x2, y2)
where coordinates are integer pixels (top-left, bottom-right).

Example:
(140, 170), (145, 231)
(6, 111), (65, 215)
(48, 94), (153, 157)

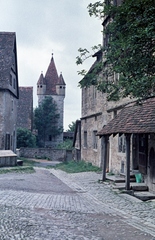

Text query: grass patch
(0, 166), (35, 174)
(0, 158), (37, 174)
(19, 157), (39, 167)
(53, 160), (101, 173)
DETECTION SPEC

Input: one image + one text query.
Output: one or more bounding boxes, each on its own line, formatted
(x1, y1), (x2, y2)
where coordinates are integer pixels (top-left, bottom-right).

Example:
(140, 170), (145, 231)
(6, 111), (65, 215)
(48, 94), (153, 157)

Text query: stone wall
(0, 150), (17, 167)
(81, 86), (108, 167)
(0, 90), (17, 151)
(17, 87), (33, 131)
(19, 148), (72, 162)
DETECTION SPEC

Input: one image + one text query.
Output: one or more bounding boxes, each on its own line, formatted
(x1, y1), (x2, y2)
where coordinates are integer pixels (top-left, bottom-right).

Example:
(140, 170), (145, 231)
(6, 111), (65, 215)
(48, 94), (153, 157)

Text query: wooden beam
(125, 134), (131, 190)
(102, 135), (109, 181)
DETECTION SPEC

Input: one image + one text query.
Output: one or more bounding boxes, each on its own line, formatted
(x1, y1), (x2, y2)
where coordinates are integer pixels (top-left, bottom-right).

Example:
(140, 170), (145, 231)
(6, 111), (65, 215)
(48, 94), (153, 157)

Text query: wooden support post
(125, 134), (131, 190)
(102, 135), (109, 181)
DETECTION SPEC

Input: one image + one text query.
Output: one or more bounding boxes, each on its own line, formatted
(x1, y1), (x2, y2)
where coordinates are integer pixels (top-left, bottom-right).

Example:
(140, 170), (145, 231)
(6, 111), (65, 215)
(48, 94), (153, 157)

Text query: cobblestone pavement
(49, 169), (155, 237)
(0, 167), (155, 239)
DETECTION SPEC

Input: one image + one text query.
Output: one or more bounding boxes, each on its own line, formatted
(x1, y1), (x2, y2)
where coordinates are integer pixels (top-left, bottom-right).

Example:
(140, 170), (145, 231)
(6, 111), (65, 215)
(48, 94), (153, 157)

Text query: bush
(57, 139), (73, 150)
(17, 128), (36, 148)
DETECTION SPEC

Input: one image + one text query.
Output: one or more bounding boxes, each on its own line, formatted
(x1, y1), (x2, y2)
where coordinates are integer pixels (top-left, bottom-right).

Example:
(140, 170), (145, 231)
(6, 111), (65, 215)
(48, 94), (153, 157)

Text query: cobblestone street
(0, 167), (155, 239)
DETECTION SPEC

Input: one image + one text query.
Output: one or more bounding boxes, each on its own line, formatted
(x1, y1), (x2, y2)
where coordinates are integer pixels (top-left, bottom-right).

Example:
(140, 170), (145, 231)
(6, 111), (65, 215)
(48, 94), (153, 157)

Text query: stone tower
(37, 55), (66, 147)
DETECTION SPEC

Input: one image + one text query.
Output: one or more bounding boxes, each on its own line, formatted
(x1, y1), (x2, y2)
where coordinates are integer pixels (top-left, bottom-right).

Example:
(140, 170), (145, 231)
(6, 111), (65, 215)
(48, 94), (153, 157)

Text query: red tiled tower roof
(37, 72), (45, 85)
(58, 73), (66, 85)
(44, 55), (59, 95)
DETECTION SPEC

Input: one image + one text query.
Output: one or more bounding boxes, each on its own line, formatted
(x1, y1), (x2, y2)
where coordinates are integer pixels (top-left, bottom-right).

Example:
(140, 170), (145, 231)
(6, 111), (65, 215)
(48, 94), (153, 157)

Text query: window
(105, 0), (110, 5)
(113, 110), (117, 118)
(118, 134), (126, 153)
(93, 131), (98, 149)
(114, 72), (119, 83)
(11, 100), (13, 111)
(13, 78), (16, 89)
(5, 133), (10, 150)
(93, 86), (97, 100)
(11, 135), (13, 147)
(104, 33), (109, 49)
(49, 135), (55, 141)
(84, 87), (87, 104)
(84, 131), (87, 148)
(10, 74), (12, 86)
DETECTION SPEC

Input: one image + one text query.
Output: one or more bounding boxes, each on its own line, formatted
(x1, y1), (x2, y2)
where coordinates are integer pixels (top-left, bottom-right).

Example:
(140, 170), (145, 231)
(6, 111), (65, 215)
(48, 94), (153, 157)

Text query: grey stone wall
(0, 90), (17, 152)
(0, 156), (17, 167)
(19, 148), (72, 162)
(17, 87), (33, 131)
(81, 84), (133, 171)
(81, 87), (107, 167)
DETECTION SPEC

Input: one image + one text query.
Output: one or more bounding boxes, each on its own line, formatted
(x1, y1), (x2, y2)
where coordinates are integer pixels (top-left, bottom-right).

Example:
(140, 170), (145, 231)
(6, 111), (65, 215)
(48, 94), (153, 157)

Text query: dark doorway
(149, 147), (155, 183)
(132, 134), (148, 174)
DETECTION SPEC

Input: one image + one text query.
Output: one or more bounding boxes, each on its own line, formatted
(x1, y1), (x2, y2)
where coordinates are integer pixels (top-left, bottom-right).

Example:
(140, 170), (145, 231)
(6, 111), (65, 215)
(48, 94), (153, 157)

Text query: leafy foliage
(67, 121), (76, 132)
(77, 0), (155, 100)
(17, 128), (36, 148)
(57, 139), (73, 150)
(34, 96), (63, 147)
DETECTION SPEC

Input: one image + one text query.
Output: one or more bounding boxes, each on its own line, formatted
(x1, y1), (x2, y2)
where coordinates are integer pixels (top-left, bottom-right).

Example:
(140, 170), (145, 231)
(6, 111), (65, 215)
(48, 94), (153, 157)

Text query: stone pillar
(102, 135), (109, 181)
(125, 133), (131, 190)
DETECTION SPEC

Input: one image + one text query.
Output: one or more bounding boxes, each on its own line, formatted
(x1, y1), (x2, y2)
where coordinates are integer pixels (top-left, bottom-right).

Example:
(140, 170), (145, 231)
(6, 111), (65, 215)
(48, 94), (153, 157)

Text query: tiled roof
(79, 50), (102, 85)
(97, 97), (155, 136)
(58, 73), (66, 85)
(0, 32), (15, 81)
(0, 32), (19, 98)
(45, 56), (59, 95)
(37, 72), (45, 85)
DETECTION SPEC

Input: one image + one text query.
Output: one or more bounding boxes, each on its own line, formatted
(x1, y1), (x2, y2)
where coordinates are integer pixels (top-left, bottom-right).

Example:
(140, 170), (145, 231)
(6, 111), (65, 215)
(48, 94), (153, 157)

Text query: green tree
(34, 96), (63, 147)
(67, 121), (76, 132)
(17, 128), (36, 148)
(77, 0), (155, 101)
(57, 139), (73, 150)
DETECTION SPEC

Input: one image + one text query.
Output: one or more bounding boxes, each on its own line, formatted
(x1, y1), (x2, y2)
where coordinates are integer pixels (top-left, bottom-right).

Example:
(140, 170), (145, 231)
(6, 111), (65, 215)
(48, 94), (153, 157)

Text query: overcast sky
(0, 0), (102, 130)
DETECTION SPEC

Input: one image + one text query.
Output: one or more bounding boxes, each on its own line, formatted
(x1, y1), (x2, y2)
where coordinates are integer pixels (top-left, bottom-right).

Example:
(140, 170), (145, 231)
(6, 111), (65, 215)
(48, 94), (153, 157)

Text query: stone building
(79, 50), (131, 169)
(76, 0), (132, 171)
(17, 87), (33, 131)
(0, 32), (19, 152)
(98, 97), (155, 193)
(37, 55), (66, 147)
(77, 0), (155, 194)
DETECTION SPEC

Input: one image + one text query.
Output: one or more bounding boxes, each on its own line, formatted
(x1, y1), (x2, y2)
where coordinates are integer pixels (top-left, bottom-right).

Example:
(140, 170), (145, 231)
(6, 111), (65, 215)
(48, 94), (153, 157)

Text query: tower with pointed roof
(37, 55), (66, 147)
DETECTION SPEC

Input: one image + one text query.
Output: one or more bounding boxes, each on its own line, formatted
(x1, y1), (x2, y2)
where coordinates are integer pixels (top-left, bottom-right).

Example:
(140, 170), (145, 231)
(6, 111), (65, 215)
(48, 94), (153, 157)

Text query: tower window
(10, 74), (12, 86)
(40, 85), (42, 88)
(13, 78), (16, 89)
(84, 131), (87, 148)
(60, 86), (62, 88)
(93, 130), (98, 149)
